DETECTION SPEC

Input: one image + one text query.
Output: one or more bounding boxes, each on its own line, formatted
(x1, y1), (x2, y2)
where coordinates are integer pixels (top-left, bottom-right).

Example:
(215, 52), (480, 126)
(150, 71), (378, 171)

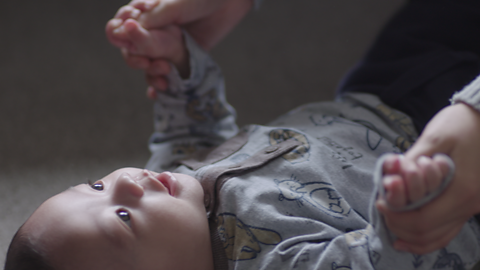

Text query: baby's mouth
(140, 170), (177, 196)
(156, 172), (177, 196)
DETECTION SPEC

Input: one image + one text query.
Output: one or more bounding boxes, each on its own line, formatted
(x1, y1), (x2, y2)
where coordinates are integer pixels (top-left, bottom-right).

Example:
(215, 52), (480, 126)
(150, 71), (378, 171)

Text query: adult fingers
(378, 197), (465, 238)
(393, 223), (464, 255)
(121, 49), (150, 70)
(387, 215), (460, 245)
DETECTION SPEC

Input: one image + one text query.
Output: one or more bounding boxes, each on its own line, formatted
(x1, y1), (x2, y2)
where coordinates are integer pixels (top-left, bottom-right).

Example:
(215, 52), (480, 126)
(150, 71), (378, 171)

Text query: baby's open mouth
(141, 170), (177, 196)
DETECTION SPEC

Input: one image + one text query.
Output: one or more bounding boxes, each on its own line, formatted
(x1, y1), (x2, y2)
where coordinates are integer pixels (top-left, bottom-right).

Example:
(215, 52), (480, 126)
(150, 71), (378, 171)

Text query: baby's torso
(176, 93), (417, 269)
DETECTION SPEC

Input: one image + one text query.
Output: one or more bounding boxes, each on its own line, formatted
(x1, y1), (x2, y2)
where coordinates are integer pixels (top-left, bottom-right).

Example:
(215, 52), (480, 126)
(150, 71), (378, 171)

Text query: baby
(5, 3), (478, 270)
(6, 169), (213, 270)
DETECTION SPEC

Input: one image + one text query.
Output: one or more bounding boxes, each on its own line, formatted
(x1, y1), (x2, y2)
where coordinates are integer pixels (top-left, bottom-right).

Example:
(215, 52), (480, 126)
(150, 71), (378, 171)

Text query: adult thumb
(404, 124), (453, 162)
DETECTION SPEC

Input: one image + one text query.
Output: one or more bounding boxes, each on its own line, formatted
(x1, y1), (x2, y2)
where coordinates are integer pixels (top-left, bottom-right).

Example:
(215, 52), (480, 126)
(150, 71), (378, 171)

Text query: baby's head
(5, 168), (214, 270)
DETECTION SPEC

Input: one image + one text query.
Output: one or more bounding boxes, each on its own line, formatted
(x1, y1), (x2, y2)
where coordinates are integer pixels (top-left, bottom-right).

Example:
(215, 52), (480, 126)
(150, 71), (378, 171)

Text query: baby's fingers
(146, 74), (168, 92)
(122, 19), (152, 54)
(147, 86), (159, 100)
(417, 156), (443, 194)
(433, 154), (452, 177)
(401, 160), (426, 203)
(382, 154), (402, 175)
(145, 59), (171, 91)
(106, 19), (130, 48)
(382, 174), (407, 209)
(146, 59), (171, 76)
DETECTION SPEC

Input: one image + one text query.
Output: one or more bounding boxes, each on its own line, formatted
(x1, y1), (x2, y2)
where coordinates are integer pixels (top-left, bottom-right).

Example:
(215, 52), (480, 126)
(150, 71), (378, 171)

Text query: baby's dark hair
(4, 227), (55, 270)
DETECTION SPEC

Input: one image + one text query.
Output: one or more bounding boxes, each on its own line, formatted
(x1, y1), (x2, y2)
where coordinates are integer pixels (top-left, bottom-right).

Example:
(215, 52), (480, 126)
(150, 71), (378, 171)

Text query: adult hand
(106, 0), (253, 95)
(133, 0), (254, 51)
(377, 102), (480, 254)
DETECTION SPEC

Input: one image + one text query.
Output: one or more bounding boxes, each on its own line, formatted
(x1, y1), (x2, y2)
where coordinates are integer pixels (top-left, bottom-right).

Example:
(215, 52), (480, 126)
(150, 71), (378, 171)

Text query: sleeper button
(264, 145), (279, 154)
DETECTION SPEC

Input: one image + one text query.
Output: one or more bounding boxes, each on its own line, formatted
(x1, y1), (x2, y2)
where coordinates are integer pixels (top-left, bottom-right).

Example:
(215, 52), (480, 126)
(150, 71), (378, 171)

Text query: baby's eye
(116, 209), (131, 227)
(90, 181), (104, 191)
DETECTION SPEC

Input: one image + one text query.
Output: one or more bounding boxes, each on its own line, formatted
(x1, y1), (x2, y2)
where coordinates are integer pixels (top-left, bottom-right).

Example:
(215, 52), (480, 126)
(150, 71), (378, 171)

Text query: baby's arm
(107, 4), (238, 173)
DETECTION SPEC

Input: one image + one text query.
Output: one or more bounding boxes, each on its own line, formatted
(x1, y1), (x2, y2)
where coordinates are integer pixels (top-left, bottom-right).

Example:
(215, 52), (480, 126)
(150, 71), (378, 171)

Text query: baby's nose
(113, 172), (144, 200)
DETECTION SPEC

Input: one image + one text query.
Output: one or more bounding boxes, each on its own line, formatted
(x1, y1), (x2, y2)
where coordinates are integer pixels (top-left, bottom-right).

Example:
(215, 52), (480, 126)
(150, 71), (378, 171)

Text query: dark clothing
(337, 0), (480, 132)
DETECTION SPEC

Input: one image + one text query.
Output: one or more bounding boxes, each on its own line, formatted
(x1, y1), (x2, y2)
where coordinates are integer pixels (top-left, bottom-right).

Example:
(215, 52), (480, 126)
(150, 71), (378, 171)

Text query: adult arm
(377, 75), (480, 254)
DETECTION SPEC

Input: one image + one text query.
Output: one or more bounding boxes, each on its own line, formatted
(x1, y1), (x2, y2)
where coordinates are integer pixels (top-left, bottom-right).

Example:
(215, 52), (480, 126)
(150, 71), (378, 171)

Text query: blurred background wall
(0, 0), (405, 263)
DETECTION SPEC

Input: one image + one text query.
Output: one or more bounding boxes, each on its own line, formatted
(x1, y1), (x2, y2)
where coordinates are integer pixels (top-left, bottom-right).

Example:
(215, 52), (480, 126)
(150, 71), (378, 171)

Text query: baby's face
(23, 168), (213, 270)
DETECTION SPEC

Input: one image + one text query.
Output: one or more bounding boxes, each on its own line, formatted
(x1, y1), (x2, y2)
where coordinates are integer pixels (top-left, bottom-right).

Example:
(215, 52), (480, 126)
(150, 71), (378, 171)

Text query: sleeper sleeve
(145, 32), (238, 172)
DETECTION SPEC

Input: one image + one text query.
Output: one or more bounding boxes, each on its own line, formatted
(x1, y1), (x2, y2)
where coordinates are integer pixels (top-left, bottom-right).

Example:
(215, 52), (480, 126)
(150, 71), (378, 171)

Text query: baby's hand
(378, 154), (450, 210)
(106, 2), (190, 93)
(109, 19), (188, 75)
